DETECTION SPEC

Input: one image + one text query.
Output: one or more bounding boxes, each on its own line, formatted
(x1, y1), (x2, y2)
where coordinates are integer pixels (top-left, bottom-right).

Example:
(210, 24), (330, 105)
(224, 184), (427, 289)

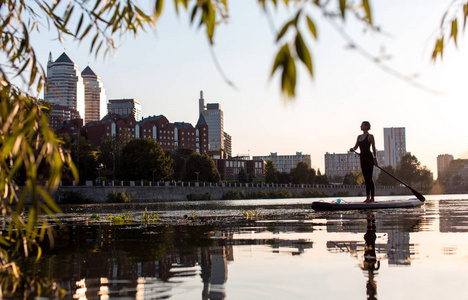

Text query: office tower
(383, 127), (406, 167)
(199, 91), (225, 152)
(81, 66), (107, 124)
(107, 98), (142, 121)
(44, 52), (85, 122)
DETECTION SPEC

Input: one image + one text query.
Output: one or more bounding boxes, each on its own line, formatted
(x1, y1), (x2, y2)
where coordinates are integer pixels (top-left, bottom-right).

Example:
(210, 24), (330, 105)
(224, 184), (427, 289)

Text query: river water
(18, 194), (468, 299)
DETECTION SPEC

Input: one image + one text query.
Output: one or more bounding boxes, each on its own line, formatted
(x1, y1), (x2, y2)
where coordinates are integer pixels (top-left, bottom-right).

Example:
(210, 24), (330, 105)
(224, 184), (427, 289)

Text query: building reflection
(28, 222), (313, 299)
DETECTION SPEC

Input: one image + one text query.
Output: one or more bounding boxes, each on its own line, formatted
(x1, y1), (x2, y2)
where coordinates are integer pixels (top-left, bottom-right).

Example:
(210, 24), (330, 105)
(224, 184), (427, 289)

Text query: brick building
(81, 113), (209, 154)
(49, 104), (81, 130)
(84, 114), (137, 146)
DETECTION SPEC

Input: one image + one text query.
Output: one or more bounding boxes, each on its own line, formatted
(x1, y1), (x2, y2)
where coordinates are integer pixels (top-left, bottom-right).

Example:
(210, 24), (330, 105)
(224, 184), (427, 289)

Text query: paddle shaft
(352, 151), (425, 202)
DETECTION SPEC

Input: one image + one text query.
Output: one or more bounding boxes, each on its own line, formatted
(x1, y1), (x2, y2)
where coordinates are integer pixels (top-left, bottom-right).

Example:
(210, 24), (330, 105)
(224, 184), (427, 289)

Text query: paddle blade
(410, 188), (425, 202)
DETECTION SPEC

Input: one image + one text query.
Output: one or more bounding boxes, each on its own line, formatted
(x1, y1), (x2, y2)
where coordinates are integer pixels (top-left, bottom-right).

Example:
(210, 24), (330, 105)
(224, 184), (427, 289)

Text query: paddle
(352, 150), (425, 202)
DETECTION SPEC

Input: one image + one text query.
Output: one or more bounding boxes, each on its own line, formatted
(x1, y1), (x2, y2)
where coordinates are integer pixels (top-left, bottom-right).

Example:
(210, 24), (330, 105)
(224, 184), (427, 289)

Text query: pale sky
(30, 0), (468, 176)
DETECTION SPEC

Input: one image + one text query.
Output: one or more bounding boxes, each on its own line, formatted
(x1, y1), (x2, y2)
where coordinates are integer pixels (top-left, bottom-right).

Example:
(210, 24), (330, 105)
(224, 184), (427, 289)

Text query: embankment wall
(54, 184), (410, 203)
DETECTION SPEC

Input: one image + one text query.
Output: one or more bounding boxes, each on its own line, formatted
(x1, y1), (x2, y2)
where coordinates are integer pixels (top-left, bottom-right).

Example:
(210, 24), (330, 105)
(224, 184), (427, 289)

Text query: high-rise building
(45, 52), (85, 122)
(437, 154), (454, 179)
(325, 152), (360, 178)
(107, 98), (142, 121)
(81, 66), (107, 124)
(199, 91), (226, 152)
(383, 127), (406, 167)
(254, 152), (311, 173)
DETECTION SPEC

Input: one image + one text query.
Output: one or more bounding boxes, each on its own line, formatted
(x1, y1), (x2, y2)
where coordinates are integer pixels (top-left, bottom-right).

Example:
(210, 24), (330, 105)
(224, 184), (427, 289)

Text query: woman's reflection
(361, 213), (380, 300)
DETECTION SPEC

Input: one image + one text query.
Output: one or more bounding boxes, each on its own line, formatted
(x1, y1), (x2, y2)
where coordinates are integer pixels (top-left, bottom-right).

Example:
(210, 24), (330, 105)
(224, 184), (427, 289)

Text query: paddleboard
(311, 199), (424, 211)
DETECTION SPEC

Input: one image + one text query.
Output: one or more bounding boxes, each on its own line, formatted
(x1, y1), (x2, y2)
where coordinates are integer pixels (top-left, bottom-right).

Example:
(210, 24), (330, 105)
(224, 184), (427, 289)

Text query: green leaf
(295, 32), (313, 76)
(451, 19), (458, 47)
(155, 0), (164, 17)
(464, 4), (468, 29)
(306, 16), (317, 39)
(432, 37), (444, 61)
(362, 0), (372, 24)
(339, 0), (346, 19)
(276, 20), (294, 42)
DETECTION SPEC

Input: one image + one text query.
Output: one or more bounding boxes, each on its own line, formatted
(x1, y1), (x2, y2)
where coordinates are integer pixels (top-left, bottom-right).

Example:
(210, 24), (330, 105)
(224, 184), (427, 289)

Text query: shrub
(222, 190), (242, 200)
(186, 192), (212, 201)
(107, 192), (132, 203)
(60, 190), (94, 204)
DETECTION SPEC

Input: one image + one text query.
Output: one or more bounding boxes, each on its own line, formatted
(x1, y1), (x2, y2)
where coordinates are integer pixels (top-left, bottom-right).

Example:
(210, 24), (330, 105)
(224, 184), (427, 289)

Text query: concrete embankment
(54, 183), (410, 203)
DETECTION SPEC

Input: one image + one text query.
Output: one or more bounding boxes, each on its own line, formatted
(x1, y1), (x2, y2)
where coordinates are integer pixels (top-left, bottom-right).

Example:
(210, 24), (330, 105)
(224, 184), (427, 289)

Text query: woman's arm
(369, 135), (378, 166)
(350, 136), (359, 152)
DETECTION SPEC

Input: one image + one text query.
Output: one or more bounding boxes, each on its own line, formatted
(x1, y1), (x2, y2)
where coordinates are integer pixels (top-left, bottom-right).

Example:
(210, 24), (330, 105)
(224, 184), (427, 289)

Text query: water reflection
(362, 214), (379, 300)
(12, 196), (468, 299)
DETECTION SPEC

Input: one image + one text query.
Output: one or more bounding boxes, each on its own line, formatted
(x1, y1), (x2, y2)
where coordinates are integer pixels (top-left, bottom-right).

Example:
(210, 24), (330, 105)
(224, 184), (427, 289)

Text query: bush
(60, 190), (94, 204)
(107, 192), (132, 203)
(186, 192), (212, 201)
(222, 190), (242, 200)
(300, 189), (327, 198)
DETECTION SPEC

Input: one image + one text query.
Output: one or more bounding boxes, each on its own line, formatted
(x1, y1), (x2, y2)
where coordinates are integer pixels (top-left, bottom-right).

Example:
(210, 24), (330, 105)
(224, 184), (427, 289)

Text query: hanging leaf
(295, 32), (313, 76)
(362, 0), (372, 25)
(339, 0), (347, 19)
(306, 15), (317, 39)
(431, 37), (444, 61)
(451, 19), (458, 47)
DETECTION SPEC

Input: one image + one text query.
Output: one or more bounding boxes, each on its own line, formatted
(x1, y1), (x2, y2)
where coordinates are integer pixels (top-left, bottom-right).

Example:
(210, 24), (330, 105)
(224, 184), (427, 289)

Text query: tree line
(59, 131), (222, 184)
(263, 161), (329, 185)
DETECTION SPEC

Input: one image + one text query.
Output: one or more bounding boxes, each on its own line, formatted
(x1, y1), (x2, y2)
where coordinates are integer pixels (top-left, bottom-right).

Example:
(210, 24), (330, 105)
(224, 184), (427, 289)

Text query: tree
(277, 171), (291, 184)
(185, 154), (221, 183)
(238, 168), (249, 183)
(419, 166), (434, 189)
(396, 154), (421, 186)
(265, 160), (278, 184)
(315, 169), (330, 185)
(343, 171), (364, 186)
(291, 162), (310, 184)
(376, 165), (399, 186)
(171, 147), (195, 181)
(120, 139), (173, 181)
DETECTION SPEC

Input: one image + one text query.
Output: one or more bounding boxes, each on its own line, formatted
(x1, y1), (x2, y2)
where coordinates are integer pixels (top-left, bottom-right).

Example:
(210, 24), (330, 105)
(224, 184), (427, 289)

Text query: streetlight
(96, 163), (103, 186)
(195, 171), (200, 182)
(110, 151), (115, 182)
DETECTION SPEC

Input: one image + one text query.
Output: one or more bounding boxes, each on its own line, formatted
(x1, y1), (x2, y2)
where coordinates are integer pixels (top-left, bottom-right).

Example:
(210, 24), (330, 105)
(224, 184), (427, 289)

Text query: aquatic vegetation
(141, 208), (159, 224)
(105, 214), (125, 225)
(240, 209), (263, 220)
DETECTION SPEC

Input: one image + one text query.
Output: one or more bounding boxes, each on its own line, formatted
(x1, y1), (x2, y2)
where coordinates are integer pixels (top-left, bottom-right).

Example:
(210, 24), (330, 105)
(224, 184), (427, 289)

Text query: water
(15, 194), (468, 299)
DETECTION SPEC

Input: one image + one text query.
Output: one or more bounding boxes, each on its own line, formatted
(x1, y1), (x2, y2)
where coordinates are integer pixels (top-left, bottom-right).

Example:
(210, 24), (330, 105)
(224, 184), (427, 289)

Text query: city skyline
(29, 1), (468, 176)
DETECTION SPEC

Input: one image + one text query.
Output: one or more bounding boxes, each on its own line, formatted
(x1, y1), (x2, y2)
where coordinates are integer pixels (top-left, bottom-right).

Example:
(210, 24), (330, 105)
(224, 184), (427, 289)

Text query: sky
(29, 0), (468, 177)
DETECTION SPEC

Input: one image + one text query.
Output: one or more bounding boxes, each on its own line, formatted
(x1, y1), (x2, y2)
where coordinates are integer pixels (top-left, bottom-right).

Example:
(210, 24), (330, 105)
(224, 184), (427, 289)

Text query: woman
(350, 121), (378, 203)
